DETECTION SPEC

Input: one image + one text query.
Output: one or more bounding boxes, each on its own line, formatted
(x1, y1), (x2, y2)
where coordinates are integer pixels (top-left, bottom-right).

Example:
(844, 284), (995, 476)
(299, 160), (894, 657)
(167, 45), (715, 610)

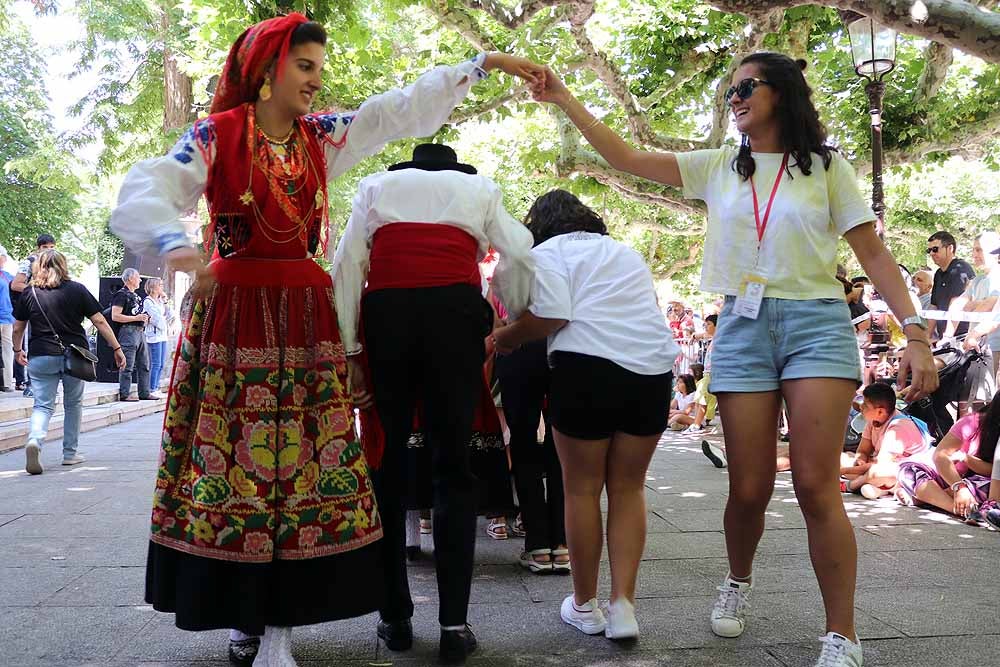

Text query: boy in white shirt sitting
(841, 382), (930, 499)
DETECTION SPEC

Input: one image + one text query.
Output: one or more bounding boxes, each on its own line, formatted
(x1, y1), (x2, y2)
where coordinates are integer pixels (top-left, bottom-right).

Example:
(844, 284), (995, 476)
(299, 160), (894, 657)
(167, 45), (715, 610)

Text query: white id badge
(732, 273), (768, 320)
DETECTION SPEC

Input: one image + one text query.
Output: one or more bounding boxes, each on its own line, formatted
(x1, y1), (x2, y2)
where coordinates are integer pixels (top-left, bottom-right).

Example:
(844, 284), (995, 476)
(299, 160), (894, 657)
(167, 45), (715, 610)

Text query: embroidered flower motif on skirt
(149, 277), (382, 563)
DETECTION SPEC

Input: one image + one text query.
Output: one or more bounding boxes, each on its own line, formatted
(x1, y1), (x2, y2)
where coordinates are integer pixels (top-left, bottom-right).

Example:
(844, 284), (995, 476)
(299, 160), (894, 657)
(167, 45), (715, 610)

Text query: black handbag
(31, 286), (100, 382)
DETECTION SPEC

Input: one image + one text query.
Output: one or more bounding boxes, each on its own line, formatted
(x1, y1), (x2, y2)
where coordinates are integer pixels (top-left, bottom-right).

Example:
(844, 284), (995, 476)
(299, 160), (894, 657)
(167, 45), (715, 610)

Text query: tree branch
(640, 48), (731, 109)
(430, 0), (498, 52)
(451, 87), (532, 124)
(913, 41), (954, 109)
(857, 108), (1000, 175)
(707, 8), (785, 147)
(660, 241), (704, 280)
(706, 0), (1000, 64)
(467, 0), (568, 29)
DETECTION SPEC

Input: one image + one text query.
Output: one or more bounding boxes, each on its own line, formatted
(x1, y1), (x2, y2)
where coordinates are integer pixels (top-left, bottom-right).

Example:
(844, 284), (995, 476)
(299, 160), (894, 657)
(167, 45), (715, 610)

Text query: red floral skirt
(150, 257), (382, 563)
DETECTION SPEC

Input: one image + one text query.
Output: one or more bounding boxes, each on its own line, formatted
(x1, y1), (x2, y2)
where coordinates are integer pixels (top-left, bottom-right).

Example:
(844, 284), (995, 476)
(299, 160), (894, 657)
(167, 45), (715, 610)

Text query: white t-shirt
(528, 232), (678, 375)
(675, 148), (875, 299)
(674, 391), (696, 412)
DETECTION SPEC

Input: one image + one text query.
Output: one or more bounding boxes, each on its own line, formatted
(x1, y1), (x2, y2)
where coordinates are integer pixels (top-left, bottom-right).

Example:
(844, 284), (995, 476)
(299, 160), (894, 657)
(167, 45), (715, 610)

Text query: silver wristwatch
(900, 315), (928, 331)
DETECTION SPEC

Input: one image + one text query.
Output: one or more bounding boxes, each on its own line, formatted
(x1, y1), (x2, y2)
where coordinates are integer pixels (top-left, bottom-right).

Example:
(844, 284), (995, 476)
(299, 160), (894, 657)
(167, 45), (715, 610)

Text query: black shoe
(439, 625), (477, 665)
(138, 395), (157, 400)
(377, 618), (413, 651)
(227, 637), (260, 666)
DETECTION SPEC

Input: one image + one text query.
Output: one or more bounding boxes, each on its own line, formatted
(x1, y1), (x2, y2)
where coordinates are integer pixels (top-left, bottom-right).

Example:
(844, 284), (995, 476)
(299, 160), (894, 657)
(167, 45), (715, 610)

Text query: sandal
(519, 548), (552, 574)
(486, 517), (508, 540)
(510, 513), (526, 538)
(551, 547), (571, 574)
(419, 518), (432, 535)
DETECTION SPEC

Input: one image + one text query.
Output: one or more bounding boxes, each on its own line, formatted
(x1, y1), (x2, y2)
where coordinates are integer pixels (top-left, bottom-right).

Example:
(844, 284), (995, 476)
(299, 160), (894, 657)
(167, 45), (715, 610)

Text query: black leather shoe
(439, 624), (477, 665)
(377, 618), (413, 651)
(227, 637), (260, 666)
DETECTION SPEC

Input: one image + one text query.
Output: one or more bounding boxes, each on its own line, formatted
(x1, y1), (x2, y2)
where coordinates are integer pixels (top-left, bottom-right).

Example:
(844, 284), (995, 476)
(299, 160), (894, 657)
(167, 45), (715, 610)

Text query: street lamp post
(841, 11), (898, 237)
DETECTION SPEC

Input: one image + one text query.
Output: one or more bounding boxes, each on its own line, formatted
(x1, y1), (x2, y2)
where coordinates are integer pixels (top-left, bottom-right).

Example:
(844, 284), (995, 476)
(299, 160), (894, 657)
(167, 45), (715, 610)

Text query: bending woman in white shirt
(494, 189), (678, 641)
(530, 53), (937, 666)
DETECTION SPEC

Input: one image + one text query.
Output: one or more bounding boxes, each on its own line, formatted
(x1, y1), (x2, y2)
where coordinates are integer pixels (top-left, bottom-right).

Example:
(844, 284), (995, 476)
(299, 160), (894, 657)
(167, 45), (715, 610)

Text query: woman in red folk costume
(110, 14), (543, 667)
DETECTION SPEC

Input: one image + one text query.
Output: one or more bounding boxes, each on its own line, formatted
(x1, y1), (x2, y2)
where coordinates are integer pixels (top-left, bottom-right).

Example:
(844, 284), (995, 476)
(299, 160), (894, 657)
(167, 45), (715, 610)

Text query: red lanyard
(751, 152), (789, 245)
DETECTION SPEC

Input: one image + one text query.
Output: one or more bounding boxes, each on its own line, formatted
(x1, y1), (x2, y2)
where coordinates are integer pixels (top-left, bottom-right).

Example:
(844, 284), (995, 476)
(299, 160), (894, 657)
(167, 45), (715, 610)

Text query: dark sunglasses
(725, 77), (772, 104)
(926, 246), (941, 254)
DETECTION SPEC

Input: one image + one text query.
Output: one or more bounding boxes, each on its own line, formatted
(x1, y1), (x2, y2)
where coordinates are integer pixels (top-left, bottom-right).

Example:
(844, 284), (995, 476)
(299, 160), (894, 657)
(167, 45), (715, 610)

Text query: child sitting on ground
(841, 382), (930, 499)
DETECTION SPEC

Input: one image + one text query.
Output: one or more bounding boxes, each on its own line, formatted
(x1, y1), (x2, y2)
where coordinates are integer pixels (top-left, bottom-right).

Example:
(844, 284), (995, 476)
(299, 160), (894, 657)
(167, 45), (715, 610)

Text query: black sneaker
(439, 624), (477, 665)
(227, 637), (260, 666)
(377, 618), (413, 651)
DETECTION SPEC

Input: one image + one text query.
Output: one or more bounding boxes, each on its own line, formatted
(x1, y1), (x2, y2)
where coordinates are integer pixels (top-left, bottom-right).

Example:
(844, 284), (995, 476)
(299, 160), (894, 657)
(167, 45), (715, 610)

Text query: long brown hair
(30, 249), (70, 288)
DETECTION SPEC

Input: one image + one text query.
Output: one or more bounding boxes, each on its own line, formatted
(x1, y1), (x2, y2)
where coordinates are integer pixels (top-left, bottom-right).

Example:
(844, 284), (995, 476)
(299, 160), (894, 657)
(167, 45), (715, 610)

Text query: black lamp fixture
(841, 11), (899, 237)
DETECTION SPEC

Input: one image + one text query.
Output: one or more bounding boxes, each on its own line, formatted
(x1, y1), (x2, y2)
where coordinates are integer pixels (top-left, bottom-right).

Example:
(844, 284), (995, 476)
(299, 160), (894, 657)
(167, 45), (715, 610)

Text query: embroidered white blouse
(331, 168), (535, 355)
(109, 55), (491, 257)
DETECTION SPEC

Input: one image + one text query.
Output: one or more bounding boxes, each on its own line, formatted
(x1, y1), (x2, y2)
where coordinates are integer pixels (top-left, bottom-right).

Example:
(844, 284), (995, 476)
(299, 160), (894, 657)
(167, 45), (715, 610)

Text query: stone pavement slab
(1, 414), (999, 667)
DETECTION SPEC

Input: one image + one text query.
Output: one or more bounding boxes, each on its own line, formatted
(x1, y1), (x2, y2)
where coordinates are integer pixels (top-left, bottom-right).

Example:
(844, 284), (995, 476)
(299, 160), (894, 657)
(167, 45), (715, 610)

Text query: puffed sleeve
(330, 177), (375, 355)
(109, 121), (213, 256)
(306, 55), (490, 181)
(482, 180), (535, 320)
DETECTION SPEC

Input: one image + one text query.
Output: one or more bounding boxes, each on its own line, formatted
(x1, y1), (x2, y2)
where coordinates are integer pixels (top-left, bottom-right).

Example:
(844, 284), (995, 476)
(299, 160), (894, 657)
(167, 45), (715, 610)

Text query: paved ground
(1, 415), (998, 666)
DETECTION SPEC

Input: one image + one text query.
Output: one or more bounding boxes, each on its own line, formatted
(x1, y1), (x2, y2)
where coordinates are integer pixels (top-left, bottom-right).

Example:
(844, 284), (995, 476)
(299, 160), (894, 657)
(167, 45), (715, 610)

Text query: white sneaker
(25, 441), (43, 475)
(560, 595), (606, 635)
(62, 454), (86, 466)
(710, 575), (751, 637)
(701, 440), (727, 468)
(815, 632), (863, 666)
(604, 598), (638, 639)
(860, 484), (884, 500)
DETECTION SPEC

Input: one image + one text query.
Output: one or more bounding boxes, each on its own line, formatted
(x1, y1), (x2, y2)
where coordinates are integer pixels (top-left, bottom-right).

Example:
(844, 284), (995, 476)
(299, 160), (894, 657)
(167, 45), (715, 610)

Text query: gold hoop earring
(259, 76), (272, 102)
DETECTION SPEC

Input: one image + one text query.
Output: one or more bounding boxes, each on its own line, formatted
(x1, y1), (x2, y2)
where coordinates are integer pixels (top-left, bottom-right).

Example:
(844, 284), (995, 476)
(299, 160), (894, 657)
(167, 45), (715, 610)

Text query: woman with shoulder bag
(12, 249), (126, 474)
(143, 277), (169, 398)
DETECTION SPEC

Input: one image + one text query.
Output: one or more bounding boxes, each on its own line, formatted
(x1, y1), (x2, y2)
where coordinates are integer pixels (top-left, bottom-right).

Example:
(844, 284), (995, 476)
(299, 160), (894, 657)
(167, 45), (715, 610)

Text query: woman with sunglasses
(531, 53), (937, 667)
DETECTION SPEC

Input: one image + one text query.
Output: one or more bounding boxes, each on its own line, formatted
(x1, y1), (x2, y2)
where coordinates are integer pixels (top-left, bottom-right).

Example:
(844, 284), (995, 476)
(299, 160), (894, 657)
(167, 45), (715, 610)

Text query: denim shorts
(708, 296), (862, 393)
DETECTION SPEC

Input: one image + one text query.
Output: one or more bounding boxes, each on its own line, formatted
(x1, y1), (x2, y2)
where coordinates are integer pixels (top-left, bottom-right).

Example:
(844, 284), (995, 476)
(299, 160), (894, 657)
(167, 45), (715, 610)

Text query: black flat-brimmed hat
(388, 143), (477, 175)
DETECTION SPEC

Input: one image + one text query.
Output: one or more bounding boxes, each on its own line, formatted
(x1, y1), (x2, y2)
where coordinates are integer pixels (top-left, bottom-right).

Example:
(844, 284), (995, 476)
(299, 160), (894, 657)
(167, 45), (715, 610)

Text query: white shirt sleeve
(321, 55), (489, 181)
(330, 180), (373, 355)
(482, 181), (535, 320)
(528, 247), (572, 321)
(827, 152), (877, 236)
(110, 125), (207, 256)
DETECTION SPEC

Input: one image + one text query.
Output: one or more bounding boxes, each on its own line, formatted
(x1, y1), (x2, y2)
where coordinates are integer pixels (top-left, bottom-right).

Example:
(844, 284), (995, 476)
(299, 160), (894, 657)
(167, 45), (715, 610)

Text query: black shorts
(548, 351), (672, 440)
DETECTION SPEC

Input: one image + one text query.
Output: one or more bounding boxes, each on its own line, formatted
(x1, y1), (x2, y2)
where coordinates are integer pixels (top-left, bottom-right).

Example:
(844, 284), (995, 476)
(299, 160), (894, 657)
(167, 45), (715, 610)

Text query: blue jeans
(147, 340), (167, 391)
(27, 354), (85, 459)
(118, 326), (150, 399)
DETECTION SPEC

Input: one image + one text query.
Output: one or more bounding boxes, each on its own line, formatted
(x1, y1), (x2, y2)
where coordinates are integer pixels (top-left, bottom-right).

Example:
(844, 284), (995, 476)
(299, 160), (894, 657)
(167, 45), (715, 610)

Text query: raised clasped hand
(530, 66), (569, 105)
(498, 54), (546, 88)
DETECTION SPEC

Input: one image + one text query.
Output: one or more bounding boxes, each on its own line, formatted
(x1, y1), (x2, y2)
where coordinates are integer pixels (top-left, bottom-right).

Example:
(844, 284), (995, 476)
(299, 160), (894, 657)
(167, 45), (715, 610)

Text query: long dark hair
(524, 189), (608, 246)
(677, 374), (696, 395)
(732, 52), (836, 181)
(975, 391), (1000, 463)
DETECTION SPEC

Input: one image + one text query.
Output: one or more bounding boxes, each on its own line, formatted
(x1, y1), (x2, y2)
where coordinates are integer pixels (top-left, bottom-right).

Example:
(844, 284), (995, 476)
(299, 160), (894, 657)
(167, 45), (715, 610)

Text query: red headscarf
(210, 12), (310, 114)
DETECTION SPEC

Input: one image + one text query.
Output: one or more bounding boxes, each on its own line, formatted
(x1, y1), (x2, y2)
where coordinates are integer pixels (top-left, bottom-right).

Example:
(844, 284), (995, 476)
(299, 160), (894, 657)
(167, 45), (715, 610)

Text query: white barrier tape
(851, 313), (872, 326)
(920, 310), (1000, 323)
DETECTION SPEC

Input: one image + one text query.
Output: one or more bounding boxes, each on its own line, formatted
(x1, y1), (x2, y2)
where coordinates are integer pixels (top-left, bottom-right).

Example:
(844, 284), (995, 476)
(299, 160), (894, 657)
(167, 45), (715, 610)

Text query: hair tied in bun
(796, 58), (808, 71)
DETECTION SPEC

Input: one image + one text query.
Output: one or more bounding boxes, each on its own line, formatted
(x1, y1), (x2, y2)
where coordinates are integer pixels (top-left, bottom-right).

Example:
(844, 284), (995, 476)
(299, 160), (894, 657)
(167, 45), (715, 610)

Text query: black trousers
(495, 341), (565, 552)
(363, 284), (490, 627)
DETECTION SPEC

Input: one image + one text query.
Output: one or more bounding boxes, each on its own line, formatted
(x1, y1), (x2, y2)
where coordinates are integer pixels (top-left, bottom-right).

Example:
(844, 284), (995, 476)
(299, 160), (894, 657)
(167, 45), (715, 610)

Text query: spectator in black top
(847, 277), (871, 333)
(928, 231), (976, 338)
(13, 250), (125, 474)
(111, 268), (152, 402)
(11, 233), (56, 293)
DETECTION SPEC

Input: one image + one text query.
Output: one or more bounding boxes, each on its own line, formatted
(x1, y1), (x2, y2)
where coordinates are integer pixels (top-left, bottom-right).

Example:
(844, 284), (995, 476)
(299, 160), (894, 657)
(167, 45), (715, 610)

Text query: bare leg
(553, 429), (610, 605)
(605, 431), (660, 603)
(783, 378), (859, 642)
(913, 480), (956, 513)
(716, 391), (783, 579)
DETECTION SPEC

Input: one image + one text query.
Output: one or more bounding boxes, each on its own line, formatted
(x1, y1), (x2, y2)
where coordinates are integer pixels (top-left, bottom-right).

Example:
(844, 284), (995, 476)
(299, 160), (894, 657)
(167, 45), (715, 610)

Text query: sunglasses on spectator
(926, 246), (941, 254)
(725, 77), (772, 104)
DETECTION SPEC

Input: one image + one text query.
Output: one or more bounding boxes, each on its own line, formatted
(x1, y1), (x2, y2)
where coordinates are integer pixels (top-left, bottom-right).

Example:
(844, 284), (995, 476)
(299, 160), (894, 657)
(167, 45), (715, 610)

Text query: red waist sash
(364, 223), (480, 293)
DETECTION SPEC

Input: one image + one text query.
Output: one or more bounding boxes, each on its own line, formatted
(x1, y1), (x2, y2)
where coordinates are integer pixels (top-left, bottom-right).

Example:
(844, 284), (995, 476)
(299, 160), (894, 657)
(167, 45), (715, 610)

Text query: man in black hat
(332, 143), (534, 664)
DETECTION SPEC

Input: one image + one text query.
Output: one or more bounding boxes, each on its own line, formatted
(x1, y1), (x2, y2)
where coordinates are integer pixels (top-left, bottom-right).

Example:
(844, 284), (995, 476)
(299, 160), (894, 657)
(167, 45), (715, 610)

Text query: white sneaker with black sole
(701, 440), (727, 468)
(560, 595), (606, 635)
(710, 575), (751, 637)
(814, 632), (862, 666)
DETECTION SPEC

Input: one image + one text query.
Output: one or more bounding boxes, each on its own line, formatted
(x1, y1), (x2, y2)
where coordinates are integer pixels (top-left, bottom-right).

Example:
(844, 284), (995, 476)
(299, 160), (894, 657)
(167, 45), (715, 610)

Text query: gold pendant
(283, 162), (291, 176)
(240, 190), (254, 205)
(315, 190), (324, 208)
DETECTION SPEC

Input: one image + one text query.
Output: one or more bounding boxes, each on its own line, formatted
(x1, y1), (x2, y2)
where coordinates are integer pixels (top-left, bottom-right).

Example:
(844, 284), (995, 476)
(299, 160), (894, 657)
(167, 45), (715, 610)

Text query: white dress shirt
(331, 168), (535, 355)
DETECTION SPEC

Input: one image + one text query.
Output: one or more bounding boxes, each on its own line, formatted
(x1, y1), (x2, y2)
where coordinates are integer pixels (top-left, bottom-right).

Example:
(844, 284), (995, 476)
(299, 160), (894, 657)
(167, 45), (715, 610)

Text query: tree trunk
(162, 12), (194, 133)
